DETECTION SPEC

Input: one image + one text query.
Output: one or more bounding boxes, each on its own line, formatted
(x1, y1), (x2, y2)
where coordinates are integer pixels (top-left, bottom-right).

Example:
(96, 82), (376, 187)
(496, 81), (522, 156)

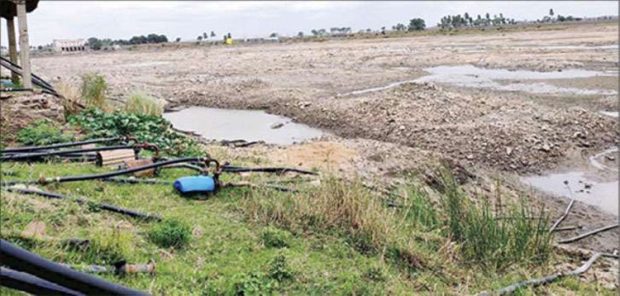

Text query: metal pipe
(0, 239), (149, 295)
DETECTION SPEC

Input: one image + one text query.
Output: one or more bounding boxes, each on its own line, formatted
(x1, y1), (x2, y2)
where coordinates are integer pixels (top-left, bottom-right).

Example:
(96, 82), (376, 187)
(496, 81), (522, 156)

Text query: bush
(268, 254), (293, 282)
(260, 227), (290, 248)
(124, 92), (163, 116)
(232, 272), (273, 295)
(17, 119), (73, 146)
(439, 171), (551, 270)
(80, 73), (107, 109)
(68, 108), (203, 156)
(148, 219), (191, 249)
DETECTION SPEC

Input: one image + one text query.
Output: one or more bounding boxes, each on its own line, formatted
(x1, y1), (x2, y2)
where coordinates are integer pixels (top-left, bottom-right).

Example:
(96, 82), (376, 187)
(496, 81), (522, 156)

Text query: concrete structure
(52, 39), (87, 53)
(1, 0), (38, 88)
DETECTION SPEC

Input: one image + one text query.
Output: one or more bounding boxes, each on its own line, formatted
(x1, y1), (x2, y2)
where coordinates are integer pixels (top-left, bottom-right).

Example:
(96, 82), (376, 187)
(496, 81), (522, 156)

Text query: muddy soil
(29, 22), (619, 253)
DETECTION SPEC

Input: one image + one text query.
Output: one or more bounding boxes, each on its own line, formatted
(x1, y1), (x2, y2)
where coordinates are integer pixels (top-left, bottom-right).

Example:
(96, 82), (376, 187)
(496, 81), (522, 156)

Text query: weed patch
(124, 92), (163, 116)
(268, 253), (294, 282)
(68, 108), (202, 156)
(148, 219), (191, 249)
(80, 73), (108, 110)
(261, 226), (291, 248)
(17, 119), (73, 146)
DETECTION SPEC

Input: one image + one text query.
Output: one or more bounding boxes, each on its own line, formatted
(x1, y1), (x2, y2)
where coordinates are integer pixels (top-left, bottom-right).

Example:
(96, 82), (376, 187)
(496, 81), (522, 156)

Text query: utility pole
(15, 0), (32, 88)
(6, 16), (19, 84)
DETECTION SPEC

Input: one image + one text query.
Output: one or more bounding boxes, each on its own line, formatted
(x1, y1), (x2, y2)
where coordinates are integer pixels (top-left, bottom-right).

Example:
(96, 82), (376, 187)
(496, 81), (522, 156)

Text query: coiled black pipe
(0, 267), (84, 296)
(5, 187), (162, 221)
(1, 137), (123, 154)
(0, 239), (149, 295)
(1, 145), (134, 161)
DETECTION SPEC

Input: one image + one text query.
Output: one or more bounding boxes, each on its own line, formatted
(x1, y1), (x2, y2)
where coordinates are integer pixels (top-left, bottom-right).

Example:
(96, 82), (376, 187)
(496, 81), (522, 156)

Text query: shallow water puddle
(599, 111), (619, 118)
(340, 65), (616, 97)
(415, 65), (617, 95)
(163, 107), (324, 145)
(521, 147), (618, 216)
(521, 172), (618, 216)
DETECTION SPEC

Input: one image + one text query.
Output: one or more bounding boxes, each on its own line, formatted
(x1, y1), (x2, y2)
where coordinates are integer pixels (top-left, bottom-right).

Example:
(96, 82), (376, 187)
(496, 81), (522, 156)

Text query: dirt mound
(287, 82), (618, 173)
(0, 92), (64, 144)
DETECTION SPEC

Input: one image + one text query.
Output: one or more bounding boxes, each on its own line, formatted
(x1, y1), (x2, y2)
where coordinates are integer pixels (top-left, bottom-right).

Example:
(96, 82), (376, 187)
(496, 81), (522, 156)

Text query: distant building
(52, 39), (87, 53)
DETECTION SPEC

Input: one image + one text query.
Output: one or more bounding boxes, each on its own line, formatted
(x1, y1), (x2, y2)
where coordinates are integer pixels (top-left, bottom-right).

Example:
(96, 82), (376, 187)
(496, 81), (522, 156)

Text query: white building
(52, 39), (87, 53)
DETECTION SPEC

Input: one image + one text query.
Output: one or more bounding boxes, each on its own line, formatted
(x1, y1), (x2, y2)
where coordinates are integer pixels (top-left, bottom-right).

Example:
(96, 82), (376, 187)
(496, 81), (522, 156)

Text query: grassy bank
(0, 111), (615, 295)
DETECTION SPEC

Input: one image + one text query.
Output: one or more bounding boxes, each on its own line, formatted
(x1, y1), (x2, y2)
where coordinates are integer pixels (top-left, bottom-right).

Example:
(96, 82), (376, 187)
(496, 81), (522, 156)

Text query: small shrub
(80, 73), (107, 109)
(438, 171), (552, 270)
(268, 254), (293, 282)
(124, 92), (163, 116)
(363, 266), (386, 282)
(17, 119), (73, 146)
(148, 219), (191, 249)
(260, 227), (290, 248)
(231, 271), (273, 295)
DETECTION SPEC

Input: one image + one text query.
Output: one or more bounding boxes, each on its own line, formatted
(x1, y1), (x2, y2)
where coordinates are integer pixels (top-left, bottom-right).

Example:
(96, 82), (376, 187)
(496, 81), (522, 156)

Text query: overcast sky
(1, 1), (617, 46)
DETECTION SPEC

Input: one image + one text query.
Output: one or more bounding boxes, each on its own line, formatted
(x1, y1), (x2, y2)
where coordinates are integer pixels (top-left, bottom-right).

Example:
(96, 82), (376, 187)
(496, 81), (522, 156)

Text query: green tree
(297, 31), (304, 37)
(549, 8), (554, 16)
(210, 31), (216, 37)
(87, 37), (102, 50)
(408, 18), (426, 31)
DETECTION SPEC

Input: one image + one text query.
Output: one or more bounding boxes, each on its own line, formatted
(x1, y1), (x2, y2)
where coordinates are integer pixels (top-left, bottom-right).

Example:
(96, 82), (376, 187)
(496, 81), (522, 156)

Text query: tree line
(437, 12), (516, 29)
(87, 34), (168, 50)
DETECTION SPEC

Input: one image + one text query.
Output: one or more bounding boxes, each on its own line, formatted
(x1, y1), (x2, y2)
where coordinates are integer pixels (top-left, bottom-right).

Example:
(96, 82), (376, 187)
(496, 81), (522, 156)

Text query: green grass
(0, 145), (614, 295)
(80, 73), (108, 110)
(16, 119), (74, 146)
(124, 92), (164, 116)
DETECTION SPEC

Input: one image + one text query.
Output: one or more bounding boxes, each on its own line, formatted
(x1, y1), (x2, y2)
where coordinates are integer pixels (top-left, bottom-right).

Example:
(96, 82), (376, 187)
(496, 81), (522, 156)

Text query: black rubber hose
(0, 267), (84, 296)
(222, 165), (317, 175)
(1, 157), (206, 187)
(2, 137), (123, 154)
(5, 187), (162, 221)
(0, 239), (149, 295)
(102, 177), (171, 185)
(44, 157), (205, 184)
(1, 145), (134, 161)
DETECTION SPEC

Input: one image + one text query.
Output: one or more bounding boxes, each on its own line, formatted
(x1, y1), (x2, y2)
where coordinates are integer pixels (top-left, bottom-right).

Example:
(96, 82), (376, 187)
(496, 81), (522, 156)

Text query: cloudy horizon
(1, 1), (617, 46)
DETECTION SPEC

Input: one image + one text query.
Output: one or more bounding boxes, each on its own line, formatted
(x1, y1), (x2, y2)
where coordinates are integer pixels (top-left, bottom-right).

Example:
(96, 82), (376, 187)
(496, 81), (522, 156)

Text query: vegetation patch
(260, 226), (291, 248)
(17, 119), (73, 146)
(148, 219), (191, 249)
(80, 73), (108, 110)
(68, 108), (202, 156)
(124, 92), (164, 116)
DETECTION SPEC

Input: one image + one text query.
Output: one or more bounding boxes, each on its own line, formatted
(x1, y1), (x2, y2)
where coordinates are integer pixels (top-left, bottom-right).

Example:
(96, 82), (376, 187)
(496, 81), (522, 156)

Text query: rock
(270, 122), (284, 129)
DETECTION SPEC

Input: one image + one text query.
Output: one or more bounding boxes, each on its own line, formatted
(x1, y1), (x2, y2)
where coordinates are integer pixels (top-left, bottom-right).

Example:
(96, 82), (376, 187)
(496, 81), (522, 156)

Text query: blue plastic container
(173, 176), (216, 194)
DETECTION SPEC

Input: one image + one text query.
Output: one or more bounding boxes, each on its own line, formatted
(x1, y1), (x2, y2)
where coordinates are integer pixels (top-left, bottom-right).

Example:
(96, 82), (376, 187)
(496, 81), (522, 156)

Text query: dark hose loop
(0, 267), (84, 296)
(1, 137), (124, 154)
(0, 239), (149, 295)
